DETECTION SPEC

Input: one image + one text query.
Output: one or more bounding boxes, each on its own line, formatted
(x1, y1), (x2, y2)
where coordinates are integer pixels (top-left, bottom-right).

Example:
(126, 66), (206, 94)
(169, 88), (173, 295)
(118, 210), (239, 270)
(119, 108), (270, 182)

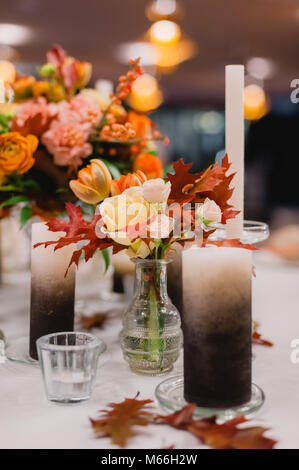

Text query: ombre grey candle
(29, 223), (76, 360)
(182, 247), (252, 408)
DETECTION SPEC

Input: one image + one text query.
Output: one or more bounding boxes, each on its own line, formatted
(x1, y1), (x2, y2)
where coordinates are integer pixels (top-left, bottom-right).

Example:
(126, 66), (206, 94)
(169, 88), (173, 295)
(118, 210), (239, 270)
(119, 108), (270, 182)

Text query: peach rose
(143, 178), (171, 204)
(0, 132), (38, 183)
(99, 186), (156, 245)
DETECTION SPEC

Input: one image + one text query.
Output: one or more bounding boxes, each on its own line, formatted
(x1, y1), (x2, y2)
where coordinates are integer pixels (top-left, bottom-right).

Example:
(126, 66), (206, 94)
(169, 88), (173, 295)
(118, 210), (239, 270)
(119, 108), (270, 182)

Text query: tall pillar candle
(225, 65), (244, 239)
(29, 222), (76, 359)
(182, 247), (252, 408)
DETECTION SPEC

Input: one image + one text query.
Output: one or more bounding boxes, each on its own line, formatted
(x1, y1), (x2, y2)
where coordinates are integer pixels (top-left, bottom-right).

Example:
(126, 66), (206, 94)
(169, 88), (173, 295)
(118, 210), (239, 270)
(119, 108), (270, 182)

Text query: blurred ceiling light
(246, 57), (275, 80)
(115, 41), (157, 66)
(244, 84), (268, 121)
(154, 38), (197, 70)
(129, 73), (163, 112)
(0, 23), (32, 45)
(146, 0), (184, 21)
(0, 60), (16, 83)
(152, 0), (177, 15)
(150, 20), (181, 45)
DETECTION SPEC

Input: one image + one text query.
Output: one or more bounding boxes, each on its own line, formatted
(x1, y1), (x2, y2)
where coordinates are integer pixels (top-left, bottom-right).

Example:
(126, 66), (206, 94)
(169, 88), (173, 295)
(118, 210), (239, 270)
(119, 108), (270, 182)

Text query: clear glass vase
(120, 259), (183, 376)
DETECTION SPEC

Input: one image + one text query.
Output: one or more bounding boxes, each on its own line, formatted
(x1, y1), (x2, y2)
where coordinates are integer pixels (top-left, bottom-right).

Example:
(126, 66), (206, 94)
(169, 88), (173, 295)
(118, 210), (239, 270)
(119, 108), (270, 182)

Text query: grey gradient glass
(37, 332), (106, 403)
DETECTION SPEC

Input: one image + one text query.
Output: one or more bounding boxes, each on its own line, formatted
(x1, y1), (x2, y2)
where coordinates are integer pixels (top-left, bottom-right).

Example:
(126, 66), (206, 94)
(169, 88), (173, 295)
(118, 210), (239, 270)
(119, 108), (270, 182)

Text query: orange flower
(133, 153), (163, 179)
(0, 132), (38, 183)
(127, 111), (152, 139)
(70, 159), (112, 204)
(111, 171), (146, 196)
(13, 76), (36, 100)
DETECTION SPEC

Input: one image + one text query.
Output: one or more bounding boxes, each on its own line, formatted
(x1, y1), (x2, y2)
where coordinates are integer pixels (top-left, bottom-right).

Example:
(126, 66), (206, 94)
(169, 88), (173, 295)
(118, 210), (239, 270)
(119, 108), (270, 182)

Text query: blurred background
(1, 0), (299, 227)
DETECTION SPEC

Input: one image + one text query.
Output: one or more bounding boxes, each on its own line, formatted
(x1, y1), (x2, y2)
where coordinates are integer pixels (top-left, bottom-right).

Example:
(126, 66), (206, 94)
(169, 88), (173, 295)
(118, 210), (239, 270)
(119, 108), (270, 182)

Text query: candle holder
(156, 246), (265, 421)
(209, 220), (269, 245)
(155, 376), (264, 422)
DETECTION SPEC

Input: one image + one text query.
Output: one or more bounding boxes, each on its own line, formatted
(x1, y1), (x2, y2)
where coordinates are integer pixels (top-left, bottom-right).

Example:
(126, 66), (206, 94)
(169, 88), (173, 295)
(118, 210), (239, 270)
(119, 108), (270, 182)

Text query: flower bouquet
(0, 44), (167, 227)
(35, 154), (254, 374)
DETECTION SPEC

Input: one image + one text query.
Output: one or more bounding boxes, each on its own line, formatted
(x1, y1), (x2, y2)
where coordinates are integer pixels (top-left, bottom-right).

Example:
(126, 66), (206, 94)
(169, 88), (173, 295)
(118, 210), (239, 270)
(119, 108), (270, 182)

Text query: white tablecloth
(0, 252), (299, 449)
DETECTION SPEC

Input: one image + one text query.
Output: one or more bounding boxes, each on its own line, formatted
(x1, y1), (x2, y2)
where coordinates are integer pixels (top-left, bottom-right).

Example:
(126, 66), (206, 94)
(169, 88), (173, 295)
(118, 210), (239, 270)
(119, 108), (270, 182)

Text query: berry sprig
(110, 58), (144, 106)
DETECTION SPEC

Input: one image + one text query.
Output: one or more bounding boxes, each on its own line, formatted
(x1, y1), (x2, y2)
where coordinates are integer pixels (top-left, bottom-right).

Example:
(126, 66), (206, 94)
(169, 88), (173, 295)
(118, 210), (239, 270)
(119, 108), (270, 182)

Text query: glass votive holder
(37, 332), (106, 404)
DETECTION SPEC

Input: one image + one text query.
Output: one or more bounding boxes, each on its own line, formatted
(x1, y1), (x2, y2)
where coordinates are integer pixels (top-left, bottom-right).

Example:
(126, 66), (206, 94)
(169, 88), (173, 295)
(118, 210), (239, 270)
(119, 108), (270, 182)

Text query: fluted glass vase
(120, 259), (182, 375)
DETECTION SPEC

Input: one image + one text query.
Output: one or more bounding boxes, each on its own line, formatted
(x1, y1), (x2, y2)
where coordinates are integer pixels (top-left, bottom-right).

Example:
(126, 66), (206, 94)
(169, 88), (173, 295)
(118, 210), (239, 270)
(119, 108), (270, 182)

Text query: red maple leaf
(166, 159), (202, 204)
(189, 155), (237, 220)
(34, 202), (114, 275)
(157, 405), (276, 449)
(90, 394), (153, 447)
(203, 238), (259, 251)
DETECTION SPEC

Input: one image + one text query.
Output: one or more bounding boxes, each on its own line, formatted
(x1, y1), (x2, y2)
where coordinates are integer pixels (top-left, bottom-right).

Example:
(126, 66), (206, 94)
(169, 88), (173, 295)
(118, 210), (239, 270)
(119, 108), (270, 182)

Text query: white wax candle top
(225, 65), (244, 239)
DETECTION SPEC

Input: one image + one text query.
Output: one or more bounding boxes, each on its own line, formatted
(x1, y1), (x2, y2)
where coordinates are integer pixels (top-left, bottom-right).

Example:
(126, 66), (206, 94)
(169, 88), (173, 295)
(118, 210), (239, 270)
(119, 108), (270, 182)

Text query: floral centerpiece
(0, 44), (167, 227)
(36, 153), (254, 374)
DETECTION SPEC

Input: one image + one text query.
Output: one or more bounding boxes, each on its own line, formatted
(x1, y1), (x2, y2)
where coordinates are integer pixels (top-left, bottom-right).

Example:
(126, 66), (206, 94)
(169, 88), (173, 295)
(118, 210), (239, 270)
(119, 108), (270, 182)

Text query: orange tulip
(0, 132), (38, 183)
(133, 153), (163, 179)
(70, 159), (112, 204)
(110, 170), (146, 196)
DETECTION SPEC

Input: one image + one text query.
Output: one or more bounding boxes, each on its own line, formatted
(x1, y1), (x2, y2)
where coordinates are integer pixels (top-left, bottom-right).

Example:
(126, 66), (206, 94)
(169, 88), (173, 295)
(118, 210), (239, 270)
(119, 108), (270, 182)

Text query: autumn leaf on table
(34, 202), (114, 275)
(80, 312), (109, 329)
(90, 394), (153, 447)
(156, 405), (277, 449)
(252, 321), (273, 347)
(204, 238), (259, 251)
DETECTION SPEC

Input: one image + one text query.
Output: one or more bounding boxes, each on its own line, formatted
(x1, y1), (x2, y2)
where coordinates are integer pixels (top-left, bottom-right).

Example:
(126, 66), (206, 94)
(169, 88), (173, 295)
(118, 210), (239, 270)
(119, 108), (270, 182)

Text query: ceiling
(1, 0), (299, 105)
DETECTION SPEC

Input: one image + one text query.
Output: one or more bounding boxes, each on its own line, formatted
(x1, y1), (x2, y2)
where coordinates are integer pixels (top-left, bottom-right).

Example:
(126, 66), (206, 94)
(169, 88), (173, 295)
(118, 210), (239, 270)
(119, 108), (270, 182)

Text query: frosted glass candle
(225, 65), (244, 239)
(182, 247), (252, 408)
(29, 223), (76, 360)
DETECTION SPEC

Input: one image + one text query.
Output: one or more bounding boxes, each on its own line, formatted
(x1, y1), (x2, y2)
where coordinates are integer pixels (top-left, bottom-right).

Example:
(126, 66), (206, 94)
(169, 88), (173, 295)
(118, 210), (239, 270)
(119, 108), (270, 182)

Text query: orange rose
(111, 170), (146, 196)
(0, 132), (38, 183)
(127, 111), (152, 138)
(133, 153), (163, 179)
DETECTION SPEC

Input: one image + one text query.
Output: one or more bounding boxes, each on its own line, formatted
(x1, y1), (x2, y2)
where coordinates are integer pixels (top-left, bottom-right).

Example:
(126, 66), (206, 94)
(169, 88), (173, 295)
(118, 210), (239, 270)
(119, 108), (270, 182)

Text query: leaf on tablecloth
(204, 238), (259, 251)
(90, 394), (153, 447)
(80, 312), (109, 329)
(156, 405), (277, 449)
(252, 321), (273, 347)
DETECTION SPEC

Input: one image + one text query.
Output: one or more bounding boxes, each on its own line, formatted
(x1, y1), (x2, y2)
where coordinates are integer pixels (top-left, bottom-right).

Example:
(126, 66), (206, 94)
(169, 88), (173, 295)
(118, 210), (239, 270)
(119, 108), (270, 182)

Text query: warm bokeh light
(0, 23), (32, 45)
(150, 20), (181, 45)
(0, 60), (16, 83)
(129, 73), (163, 112)
(244, 84), (268, 120)
(155, 38), (197, 70)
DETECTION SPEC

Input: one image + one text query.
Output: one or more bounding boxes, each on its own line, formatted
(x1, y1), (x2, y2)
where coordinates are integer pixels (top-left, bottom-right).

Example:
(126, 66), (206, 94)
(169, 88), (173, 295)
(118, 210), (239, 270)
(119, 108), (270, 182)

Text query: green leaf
(101, 248), (110, 273)
(20, 206), (32, 229)
(0, 195), (30, 208)
(98, 159), (121, 179)
(56, 187), (69, 194)
(147, 150), (158, 156)
(22, 179), (40, 190)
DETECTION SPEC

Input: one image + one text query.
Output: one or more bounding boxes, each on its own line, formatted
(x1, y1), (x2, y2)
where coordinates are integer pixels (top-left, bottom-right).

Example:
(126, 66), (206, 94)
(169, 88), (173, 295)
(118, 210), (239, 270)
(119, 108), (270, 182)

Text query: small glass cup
(37, 332), (106, 403)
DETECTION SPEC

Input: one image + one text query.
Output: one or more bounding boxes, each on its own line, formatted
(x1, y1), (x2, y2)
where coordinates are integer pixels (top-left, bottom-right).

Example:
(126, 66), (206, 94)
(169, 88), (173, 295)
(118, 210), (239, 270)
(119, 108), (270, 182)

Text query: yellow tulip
(69, 159), (112, 204)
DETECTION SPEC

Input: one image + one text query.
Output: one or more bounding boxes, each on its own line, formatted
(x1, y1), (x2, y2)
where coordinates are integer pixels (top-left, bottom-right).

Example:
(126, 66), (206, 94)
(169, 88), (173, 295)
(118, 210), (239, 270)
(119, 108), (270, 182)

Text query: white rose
(198, 198), (222, 224)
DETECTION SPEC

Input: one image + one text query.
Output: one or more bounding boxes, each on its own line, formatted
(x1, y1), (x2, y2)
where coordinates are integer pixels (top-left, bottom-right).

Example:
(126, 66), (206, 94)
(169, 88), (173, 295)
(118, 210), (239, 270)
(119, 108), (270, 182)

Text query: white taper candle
(225, 65), (244, 239)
